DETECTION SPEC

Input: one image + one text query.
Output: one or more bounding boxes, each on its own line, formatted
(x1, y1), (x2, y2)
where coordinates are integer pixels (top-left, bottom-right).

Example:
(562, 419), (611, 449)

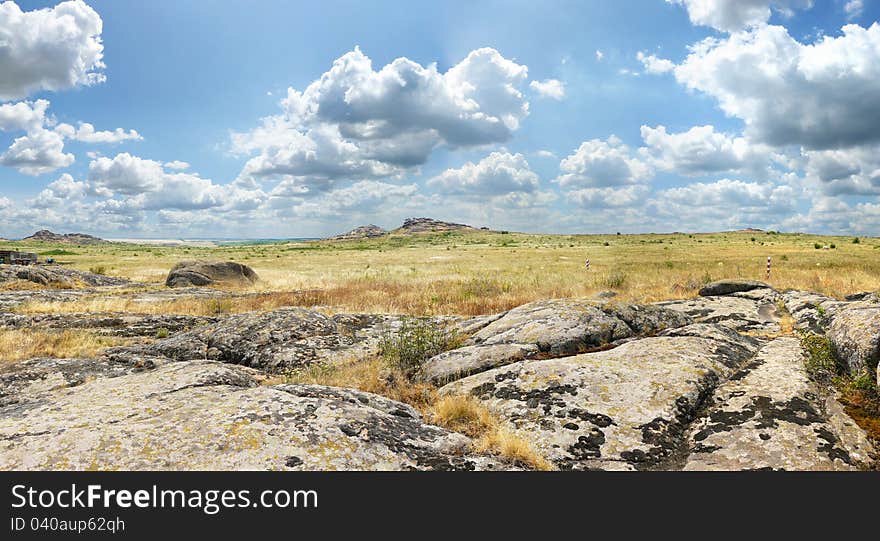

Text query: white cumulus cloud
(556, 136), (653, 188)
(673, 23), (880, 150)
(666, 0), (813, 32)
(0, 0), (106, 100)
(529, 78), (566, 99)
(428, 152), (539, 195)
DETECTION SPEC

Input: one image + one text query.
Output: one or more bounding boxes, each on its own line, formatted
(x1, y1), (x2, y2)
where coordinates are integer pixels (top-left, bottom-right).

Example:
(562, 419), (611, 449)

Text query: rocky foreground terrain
(0, 268), (877, 470)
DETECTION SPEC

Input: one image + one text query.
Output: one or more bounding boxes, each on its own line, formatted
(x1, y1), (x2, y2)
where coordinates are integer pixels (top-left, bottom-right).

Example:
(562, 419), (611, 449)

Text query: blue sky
(1, 1), (879, 238)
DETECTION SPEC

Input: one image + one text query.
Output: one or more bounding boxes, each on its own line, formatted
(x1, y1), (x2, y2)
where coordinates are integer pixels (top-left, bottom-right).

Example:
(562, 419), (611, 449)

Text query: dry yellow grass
(0, 329), (132, 362)
(282, 357), (553, 470)
(7, 230), (880, 317)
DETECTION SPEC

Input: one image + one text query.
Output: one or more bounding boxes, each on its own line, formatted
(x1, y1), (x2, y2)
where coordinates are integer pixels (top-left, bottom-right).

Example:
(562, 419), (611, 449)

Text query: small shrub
(600, 270), (627, 289)
(155, 327), (170, 339)
(206, 298), (234, 314)
(603, 241), (610, 247)
(378, 318), (461, 378)
(799, 332), (841, 378)
(814, 243), (821, 250)
(89, 265), (107, 275)
(853, 237), (860, 244)
(830, 243), (836, 249)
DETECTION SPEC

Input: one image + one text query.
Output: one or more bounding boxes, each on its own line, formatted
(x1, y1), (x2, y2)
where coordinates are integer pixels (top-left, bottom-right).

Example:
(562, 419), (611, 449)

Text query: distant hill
(395, 217), (476, 234)
(22, 230), (107, 245)
(326, 224), (388, 241)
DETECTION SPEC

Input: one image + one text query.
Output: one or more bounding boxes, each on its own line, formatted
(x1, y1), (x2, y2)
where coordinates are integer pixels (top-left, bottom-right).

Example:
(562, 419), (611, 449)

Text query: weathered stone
(165, 260), (259, 288)
(0, 265), (131, 289)
(699, 280), (771, 297)
(0, 356), (156, 408)
(781, 290), (845, 334)
(0, 312), (216, 337)
(0, 361), (508, 471)
(109, 308), (438, 373)
(469, 299), (691, 356)
(683, 338), (873, 470)
(440, 324), (761, 470)
(422, 343), (541, 385)
(827, 303), (880, 377)
(657, 293), (780, 333)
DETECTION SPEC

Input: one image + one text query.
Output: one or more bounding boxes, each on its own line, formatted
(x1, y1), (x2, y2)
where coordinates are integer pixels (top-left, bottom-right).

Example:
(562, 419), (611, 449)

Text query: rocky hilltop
(397, 217), (475, 233)
(0, 277), (877, 471)
(326, 224), (388, 241)
(22, 230), (106, 245)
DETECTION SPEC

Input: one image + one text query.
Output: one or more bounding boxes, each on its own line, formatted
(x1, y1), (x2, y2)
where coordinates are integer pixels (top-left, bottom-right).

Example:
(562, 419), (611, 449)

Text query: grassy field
(5, 229), (880, 316)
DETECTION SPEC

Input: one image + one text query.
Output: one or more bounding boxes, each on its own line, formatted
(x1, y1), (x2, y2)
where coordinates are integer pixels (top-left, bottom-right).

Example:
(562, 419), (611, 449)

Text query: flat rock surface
(421, 299), (691, 385)
(657, 290), (780, 333)
(440, 324), (762, 470)
(108, 308), (441, 373)
(0, 361), (505, 471)
(0, 312), (216, 336)
(683, 338), (872, 470)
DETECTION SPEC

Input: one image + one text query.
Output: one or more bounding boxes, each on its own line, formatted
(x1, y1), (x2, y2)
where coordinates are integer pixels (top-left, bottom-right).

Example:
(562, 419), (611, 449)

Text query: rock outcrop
(698, 279), (771, 297)
(657, 286), (779, 333)
(440, 324), (762, 470)
(0, 265), (131, 288)
(782, 290), (880, 382)
(683, 338), (871, 470)
(21, 230), (106, 245)
(0, 361), (507, 471)
(107, 309), (436, 373)
(397, 218), (475, 233)
(165, 260), (259, 288)
(327, 225), (387, 241)
(422, 299), (691, 384)
(1, 276), (876, 471)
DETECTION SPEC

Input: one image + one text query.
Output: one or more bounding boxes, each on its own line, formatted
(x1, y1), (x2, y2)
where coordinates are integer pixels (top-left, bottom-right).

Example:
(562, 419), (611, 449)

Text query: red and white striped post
(766, 256), (771, 280)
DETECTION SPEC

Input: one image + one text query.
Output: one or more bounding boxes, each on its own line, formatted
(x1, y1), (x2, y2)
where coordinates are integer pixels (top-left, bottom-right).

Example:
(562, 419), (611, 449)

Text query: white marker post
(766, 256), (771, 280)
(585, 259), (591, 270)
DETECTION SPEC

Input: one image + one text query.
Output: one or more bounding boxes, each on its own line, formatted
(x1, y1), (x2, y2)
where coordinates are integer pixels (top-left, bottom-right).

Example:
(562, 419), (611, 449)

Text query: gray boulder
(827, 303), (880, 377)
(440, 324), (762, 470)
(683, 338), (872, 470)
(109, 308), (434, 373)
(699, 280), (771, 297)
(0, 360), (508, 470)
(165, 260), (259, 288)
(656, 293), (780, 333)
(420, 299), (691, 385)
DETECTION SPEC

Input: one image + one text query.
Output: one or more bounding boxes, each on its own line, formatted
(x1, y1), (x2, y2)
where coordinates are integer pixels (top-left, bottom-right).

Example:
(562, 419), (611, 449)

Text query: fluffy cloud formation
(233, 47), (530, 188)
(87, 153), (262, 212)
(428, 152), (539, 195)
(0, 128), (74, 174)
(666, 0), (813, 32)
(529, 79), (566, 99)
(55, 122), (142, 144)
(0, 0), (106, 100)
(637, 52), (675, 74)
(650, 178), (798, 229)
(640, 124), (776, 177)
(0, 99), (50, 132)
(567, 185), (648, 208)
(556, 136), (652, 188)
(0, 99), (141, 175)
(803, 145), (880, 195)
(674, 23), (880, 150)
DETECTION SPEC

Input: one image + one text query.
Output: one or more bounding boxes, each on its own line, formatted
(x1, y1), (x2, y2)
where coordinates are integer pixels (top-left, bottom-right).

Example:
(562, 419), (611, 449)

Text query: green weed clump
(799, 332), (842, 378)
(379, 317), (461, 378)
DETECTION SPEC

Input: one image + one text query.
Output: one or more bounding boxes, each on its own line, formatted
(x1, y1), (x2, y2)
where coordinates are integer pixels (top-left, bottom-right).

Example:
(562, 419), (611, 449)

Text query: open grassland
(6, 229), (880, 316)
